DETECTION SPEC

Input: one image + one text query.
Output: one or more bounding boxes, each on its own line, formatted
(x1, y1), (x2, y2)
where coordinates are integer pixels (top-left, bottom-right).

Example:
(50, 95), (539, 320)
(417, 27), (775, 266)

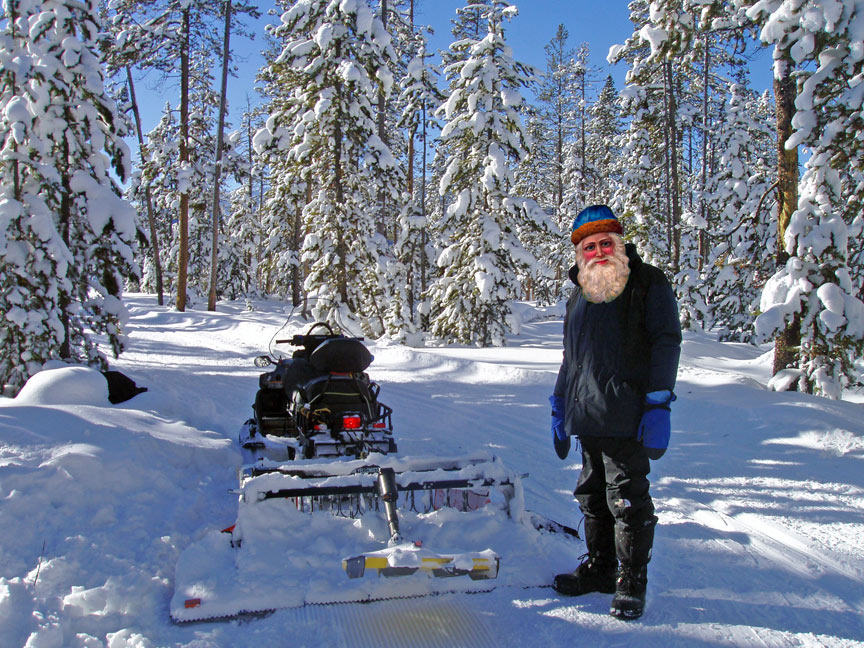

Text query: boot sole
(553, 581), (616, 596)
(554, 587), (616, 596)
(609, 606), (644, 620)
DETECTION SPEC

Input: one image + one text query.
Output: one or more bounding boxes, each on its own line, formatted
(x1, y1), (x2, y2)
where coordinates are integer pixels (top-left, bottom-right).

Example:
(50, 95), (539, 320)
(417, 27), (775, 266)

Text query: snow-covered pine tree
(520, 25), (586, 303)
(1, 0), (68, 391)
(609, 0), (674, 268)
(137, 103), (179, 296)
(390, 27), (444, 337)
(105, 0), (257, 311)
(141, 66), (223, 306)
(0, 0), (138, 392)
(254, 0), (401, 336)
(585, 75), (624, 206)
(559, 42), (594, 220)
(703, 82), (775, 341)
(253, 2), (306, 303)
(513, 105), (565, 305)
(748, 0), (864, 398)
(219, 168), (262, 301)
(618, 0), (761, 328)
(374, 0), (415, 242)
(535, 24), (578, 216)
(428, 0), (537, 346)
(101, 0), (167, 305)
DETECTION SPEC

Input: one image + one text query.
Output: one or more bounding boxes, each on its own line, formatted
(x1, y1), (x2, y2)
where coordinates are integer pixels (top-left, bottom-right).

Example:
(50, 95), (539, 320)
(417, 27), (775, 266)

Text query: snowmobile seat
(259, 357), (322, 394)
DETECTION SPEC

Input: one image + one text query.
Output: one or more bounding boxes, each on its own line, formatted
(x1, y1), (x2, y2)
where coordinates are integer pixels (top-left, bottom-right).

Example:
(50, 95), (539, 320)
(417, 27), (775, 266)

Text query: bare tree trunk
(377, 0), (388, 237)
(292, 185), (309, 307)
(663, 63), (673, 259)
(666, 61), (681, 272)
(126, 67), (164, 305)
(334, 41), (348, 305)
(208, 0), (232, 312)
(59, 135), (72, 359)
(556, 111), (563, 211)
(699, 35), (710, 272)
(420, 101), (428, 311)
(580, 71), (586, 200)
(176, 8), (190, 312)
(772, 51), (801, 378)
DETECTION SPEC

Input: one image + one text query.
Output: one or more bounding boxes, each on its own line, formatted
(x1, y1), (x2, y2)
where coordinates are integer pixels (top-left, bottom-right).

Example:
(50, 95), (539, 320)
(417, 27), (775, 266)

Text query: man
(550, 204), (681, 620)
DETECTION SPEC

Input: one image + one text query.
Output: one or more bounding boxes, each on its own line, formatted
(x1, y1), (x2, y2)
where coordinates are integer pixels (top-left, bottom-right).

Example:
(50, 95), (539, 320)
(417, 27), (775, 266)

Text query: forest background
(1, 0), (863, 400)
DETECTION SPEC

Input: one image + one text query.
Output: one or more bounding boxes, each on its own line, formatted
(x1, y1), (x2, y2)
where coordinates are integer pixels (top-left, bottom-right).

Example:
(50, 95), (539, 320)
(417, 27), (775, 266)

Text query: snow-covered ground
(1, 294), (863, 647)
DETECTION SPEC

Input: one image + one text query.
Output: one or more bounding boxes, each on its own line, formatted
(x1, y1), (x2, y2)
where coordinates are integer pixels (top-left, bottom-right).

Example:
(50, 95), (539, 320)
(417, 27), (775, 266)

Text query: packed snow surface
(1, 295), (863, 647)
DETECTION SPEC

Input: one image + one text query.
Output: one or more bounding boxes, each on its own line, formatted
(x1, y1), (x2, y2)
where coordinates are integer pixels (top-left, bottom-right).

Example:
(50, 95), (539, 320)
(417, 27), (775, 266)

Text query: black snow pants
(574, 437), (657, 544)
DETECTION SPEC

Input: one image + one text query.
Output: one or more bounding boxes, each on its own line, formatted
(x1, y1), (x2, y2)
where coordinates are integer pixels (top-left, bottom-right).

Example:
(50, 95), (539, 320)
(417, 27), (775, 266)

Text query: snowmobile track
(276, 594), (498, 648)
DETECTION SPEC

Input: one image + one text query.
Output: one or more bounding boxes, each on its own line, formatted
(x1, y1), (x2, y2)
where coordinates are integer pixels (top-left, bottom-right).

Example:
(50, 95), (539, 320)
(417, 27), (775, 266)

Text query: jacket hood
(568, 242), (642, 285)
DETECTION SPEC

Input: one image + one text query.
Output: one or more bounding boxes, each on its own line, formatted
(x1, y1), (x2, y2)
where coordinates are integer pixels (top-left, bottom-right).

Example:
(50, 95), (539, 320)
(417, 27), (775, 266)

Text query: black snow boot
(610, 519), (655, 620)
(610, 565), (647, 619)
(553, 554), (617, 596)
(553, 517), (616, 596)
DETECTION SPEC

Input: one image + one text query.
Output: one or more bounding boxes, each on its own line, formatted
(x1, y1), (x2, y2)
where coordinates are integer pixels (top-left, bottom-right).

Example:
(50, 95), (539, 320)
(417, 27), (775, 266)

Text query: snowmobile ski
(343, 544), (500, 579)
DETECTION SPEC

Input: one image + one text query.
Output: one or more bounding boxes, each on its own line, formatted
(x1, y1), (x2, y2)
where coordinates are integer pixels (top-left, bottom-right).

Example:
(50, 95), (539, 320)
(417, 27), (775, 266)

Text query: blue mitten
(549, 394), (570, 460)
(637, 390), (676, 460)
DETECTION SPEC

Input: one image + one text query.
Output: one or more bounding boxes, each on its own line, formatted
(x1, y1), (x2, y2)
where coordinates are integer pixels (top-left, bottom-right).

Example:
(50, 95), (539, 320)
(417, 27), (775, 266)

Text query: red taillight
(185, 598), (201, 609)
(372, 422), (387, 429)
(342, 415), (362, 430)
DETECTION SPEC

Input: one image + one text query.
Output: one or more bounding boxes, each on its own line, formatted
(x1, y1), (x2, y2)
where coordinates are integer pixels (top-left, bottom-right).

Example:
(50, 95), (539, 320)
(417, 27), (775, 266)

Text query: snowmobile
(239, 322), (396, 462)
(170, 321), (583, 623)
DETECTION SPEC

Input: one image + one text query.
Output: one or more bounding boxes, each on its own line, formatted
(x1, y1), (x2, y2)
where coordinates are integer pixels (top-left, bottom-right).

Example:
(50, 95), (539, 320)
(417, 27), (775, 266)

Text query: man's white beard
(576, 242), (631, 303)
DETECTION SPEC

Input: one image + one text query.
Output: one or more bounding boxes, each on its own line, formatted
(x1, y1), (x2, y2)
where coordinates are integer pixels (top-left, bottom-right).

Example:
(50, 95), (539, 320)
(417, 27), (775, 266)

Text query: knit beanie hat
(570, 205), (623, 245)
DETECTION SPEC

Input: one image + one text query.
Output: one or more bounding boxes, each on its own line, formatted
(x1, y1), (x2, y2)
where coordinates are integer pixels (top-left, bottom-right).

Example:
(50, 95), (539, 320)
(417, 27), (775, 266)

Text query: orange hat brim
(571, 219), (623, 245)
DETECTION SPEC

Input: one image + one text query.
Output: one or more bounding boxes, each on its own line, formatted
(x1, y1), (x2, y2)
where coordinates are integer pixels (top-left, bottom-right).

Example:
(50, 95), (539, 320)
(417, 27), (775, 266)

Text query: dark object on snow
(103, 370), (148, 404)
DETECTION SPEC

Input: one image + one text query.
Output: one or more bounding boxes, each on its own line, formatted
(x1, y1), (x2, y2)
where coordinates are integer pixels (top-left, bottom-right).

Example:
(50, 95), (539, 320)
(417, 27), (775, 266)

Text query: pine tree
(428, 0), (537, 346)
(559, 42), (594, 219)
(390, 28), (444, 337)
(137, 103), (179, 295)
(254, 0), (401, 335)
(535, 24), (578, 215)
(616, 0), (762, 324)
(747, 0), (864, 398)
(609, 0), (672, 267)
(0, 0), (138, 392)
(703, 83), (775, 341)
(585, 75), (623, 205)
(105, 0), (257, 311)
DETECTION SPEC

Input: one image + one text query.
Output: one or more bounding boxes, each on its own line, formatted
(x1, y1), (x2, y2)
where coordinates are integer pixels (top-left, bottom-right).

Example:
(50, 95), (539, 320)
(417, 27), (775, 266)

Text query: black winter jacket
(554, 244), (681, 439)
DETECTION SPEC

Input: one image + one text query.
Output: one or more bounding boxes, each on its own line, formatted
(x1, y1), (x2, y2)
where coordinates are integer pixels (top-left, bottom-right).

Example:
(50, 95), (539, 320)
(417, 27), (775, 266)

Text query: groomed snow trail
(0, 294), (861, 647)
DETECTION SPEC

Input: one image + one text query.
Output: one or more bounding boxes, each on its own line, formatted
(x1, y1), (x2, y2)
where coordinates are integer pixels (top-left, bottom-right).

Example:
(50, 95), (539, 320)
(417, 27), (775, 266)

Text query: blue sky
(423, 0), (637, 90)
(135, 0), (775, 135)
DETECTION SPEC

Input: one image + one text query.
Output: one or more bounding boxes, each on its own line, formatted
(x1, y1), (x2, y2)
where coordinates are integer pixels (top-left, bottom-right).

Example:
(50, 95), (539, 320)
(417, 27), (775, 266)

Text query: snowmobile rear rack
(242, 460), (513, 502)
